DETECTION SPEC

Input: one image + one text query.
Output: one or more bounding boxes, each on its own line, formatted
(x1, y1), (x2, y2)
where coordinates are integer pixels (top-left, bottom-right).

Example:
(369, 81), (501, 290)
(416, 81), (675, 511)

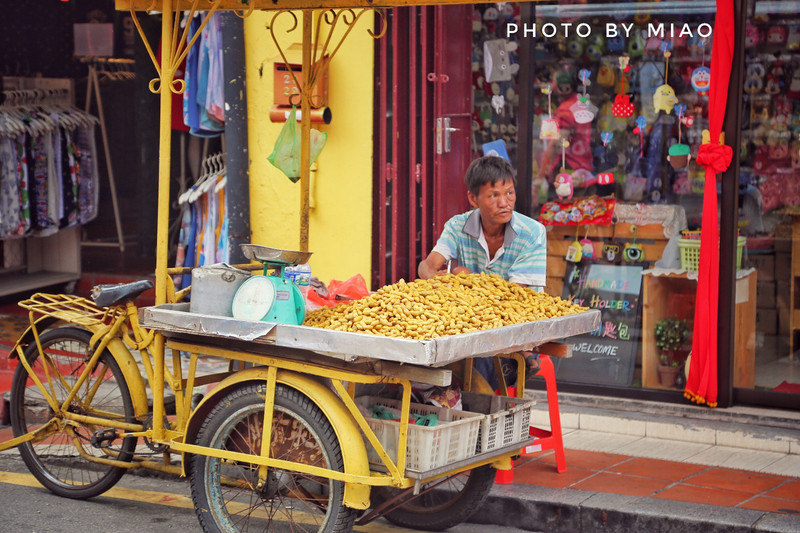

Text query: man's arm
(418, 251), (448, 279)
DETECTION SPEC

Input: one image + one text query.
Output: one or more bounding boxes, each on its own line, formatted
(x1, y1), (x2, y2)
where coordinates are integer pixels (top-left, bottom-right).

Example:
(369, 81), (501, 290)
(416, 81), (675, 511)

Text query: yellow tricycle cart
(0, 1), (601, 531)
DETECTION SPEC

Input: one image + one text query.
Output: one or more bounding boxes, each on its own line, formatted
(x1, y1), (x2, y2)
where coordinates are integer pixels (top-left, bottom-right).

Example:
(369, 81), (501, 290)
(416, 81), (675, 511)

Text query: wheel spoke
(190, 384), (355, 532)
(11, 329), (136, 498)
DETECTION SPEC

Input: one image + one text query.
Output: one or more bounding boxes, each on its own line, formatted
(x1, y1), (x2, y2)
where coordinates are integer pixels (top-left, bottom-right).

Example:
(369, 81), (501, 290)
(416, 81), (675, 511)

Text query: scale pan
(240, 244), (313, 265)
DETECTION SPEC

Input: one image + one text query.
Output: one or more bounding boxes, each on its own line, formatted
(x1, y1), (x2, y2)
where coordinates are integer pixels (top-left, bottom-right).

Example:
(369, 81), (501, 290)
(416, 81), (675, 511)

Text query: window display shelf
(641, 269), (756, 390)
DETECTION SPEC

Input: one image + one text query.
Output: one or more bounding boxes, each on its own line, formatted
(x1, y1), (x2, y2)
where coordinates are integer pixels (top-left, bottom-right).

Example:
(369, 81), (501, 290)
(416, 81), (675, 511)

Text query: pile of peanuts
(303, 272), (589, 340)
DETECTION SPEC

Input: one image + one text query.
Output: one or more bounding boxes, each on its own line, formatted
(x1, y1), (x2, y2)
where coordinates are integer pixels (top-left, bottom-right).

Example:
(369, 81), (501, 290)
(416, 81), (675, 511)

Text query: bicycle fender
(103, 337), (149, 419)
(184, 368), (372, 510)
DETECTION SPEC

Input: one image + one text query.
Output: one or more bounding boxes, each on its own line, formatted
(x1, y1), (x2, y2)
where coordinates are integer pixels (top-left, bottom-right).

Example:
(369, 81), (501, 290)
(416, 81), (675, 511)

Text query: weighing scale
(231, 244), (312, 325)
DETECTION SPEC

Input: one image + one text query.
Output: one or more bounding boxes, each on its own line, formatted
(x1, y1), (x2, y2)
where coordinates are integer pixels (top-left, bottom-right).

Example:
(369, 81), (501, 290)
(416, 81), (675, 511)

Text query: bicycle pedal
(90, 428), (119, 448)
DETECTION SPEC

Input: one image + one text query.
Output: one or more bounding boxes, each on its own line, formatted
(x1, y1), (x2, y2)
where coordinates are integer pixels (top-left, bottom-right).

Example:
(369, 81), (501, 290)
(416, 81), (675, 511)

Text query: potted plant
(654, 316), (690, 387)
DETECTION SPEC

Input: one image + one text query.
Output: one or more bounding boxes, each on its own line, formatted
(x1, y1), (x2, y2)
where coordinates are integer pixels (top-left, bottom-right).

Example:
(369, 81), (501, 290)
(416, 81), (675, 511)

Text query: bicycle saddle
(91, 280), (154, 307)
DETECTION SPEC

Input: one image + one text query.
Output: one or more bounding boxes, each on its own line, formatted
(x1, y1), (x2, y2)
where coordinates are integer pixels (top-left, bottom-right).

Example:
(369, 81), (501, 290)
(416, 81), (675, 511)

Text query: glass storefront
(738, 0), (800, 397)
(470, 0), (800, 403)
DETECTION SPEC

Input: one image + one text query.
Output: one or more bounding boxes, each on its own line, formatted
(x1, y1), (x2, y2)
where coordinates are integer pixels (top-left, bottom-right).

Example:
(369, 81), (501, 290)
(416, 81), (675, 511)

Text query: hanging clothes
(173, 153), (229, 289)
(0, 91), (100, 239)
(183, 13), (224, 138)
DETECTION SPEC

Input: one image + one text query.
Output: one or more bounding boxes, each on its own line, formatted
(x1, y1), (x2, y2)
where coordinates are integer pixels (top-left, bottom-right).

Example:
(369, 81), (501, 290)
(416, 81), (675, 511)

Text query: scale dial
(231, 276), (276, 321)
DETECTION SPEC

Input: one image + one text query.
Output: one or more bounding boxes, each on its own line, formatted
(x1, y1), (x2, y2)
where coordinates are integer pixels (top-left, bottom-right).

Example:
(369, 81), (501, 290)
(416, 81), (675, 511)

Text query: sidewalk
(476, 391), (800, 532)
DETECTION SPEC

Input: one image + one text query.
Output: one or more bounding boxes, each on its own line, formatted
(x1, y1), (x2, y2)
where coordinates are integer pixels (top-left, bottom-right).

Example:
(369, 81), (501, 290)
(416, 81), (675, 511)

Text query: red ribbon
(695, 143), (733, 175)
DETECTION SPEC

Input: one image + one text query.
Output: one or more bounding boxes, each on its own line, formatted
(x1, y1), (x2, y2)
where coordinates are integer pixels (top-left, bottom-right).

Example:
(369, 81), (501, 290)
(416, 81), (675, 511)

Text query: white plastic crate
(355, 396), (482, 472)
(461, 392), (535, 453)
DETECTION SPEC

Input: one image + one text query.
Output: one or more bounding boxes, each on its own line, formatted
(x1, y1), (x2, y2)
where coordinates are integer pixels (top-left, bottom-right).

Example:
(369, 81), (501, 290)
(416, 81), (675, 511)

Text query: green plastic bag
(267, 106), (327, 183)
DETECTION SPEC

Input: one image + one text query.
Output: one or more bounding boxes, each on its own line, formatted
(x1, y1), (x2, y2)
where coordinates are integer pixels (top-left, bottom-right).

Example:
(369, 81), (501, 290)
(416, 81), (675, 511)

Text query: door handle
(436, 117), (460, 154)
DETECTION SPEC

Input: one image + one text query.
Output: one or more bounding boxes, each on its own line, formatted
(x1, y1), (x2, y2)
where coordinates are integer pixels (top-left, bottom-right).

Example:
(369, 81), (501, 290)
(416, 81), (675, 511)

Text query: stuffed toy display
(483, 39), (519, 82)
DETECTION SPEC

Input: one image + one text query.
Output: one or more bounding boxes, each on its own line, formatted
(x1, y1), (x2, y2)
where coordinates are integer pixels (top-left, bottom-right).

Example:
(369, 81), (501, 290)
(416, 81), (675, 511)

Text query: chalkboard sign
(555, 263), (643, 386)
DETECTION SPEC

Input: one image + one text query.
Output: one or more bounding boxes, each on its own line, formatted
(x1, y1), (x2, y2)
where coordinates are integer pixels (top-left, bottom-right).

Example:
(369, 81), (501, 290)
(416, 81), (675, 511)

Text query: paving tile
(562, 429), (641, 454)
(645, 420), (716, 445)
(653, 483), (752, 507)
(512, 461), (597, 489)
(685, 467), (788, 494)
(716, 429), (793, 454)
(572, 471), (671, 497)
(579, 413), (645, 437)
(612, 437), (712, 462)
(607, 457), (708, 482)
(766, 481), (800, 502)
(534, 448), (630, 471)
(738, 495), (800, 515)
(760, 455), (800, 478)
(790, 440), (800, 455)
(530, 408), (579, 430)
(685, 446), (788, 473)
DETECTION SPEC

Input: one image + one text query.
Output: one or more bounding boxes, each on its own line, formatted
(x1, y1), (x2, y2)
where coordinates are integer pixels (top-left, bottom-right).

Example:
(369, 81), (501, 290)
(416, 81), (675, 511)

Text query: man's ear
(468, 191), (479, 209)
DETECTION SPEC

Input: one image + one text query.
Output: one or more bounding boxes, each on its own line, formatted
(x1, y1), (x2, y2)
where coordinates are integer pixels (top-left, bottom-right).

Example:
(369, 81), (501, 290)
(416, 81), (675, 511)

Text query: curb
(471, 483), (800, 533)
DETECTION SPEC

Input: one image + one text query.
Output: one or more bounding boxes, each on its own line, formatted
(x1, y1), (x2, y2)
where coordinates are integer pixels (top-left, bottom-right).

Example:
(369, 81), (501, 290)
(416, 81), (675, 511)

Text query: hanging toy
(539, 86), (560, 140)
(602, 226), (621, 264)
(691, 38), (710, 96)
(623, 225), (645, 263)
(566, 235), (583, 262)
(612, 56), (635, 118)
(691, 67), (711, 95)
(627, 30), (646, 58)
(653, 41), (678, 114)
(668, 104), (692, 169)
(598, 131), (616, 185)
(580, 227), (595, 260)
(597, 63), (617, 87)
(632, 115), (647, 157)
(554, 139), (573, 200)
(570, 70), (598, 124)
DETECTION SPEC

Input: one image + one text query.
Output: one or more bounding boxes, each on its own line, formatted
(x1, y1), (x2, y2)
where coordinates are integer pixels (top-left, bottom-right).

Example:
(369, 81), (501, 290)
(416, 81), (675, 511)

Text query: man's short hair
(464, 156), (517, 196)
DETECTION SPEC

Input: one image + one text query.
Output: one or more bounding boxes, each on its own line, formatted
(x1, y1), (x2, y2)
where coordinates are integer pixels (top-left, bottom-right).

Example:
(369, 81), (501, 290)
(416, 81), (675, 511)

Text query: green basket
(678, 236), (745, 271)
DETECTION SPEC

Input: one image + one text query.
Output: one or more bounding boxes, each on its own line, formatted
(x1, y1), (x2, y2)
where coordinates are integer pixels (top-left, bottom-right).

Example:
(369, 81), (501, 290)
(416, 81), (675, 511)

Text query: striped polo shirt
(432, 209), (547, 289)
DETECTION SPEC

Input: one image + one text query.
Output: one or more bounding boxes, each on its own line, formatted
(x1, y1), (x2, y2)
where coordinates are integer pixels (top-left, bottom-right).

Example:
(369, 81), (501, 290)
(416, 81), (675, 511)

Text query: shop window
(739, 0), (800, 395)
(471, 3), (521, 163)
(519, 1), (723, 391)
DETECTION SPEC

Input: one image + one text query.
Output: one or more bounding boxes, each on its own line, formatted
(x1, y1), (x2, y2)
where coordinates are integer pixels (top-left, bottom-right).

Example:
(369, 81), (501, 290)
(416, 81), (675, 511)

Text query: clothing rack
(0, 78), (93, 296)
(79, 57), (135, 252)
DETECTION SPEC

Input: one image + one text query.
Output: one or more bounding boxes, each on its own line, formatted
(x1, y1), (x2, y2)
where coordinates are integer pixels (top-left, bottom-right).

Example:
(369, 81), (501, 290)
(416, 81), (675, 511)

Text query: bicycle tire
(370, 464), (496, 531)
(189, 382), (356, 533)
(10, 327), (137, 499)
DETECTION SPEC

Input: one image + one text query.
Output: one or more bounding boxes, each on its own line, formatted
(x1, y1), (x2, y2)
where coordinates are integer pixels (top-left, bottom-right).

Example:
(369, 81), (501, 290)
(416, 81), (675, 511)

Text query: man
(418, 156), (547, 389)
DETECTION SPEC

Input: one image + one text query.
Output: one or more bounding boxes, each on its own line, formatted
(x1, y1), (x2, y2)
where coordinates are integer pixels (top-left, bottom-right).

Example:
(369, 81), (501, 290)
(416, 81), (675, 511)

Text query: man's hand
(419, 251), (447, 279)
(450, 266), (471, 275)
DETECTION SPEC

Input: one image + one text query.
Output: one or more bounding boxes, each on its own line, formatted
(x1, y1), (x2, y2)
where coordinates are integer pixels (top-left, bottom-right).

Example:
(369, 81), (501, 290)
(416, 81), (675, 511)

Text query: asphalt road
(0, 450), (536, 533)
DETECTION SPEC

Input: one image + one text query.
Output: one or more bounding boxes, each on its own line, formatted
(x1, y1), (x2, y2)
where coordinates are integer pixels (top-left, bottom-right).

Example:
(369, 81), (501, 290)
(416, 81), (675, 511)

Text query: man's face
(468, 178), (516, 226)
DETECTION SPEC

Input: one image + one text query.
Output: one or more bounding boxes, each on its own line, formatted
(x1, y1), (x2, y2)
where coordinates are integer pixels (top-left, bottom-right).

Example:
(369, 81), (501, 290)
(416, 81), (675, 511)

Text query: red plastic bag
(306, 274), (370, 311)
(328, 274), (370, 302)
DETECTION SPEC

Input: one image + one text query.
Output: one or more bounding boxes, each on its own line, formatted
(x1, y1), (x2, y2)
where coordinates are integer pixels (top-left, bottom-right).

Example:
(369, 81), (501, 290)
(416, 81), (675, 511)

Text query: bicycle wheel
(370, 464), (496, 531)
(10, 327), (136, 499)
(190, 383), (356, 533)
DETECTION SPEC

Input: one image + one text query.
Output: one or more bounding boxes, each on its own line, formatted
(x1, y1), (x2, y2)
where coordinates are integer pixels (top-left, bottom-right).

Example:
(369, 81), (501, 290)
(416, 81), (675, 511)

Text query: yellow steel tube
(0, 421), (58, 453)
(258, 366), (278, 486)
(170, 440), (381, 486)
(151, 0), (176, 442)
(331, 379), (402, 479)
(14, 346), (59, 413)
(299, 10), (312, 252)
(62, 412), (144, 433)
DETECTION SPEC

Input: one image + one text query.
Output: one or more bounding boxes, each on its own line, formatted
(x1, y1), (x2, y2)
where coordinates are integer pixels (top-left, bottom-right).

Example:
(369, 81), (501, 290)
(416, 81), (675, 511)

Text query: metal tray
(240, 244), (312, 266)
(142, 304), (601, 367)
